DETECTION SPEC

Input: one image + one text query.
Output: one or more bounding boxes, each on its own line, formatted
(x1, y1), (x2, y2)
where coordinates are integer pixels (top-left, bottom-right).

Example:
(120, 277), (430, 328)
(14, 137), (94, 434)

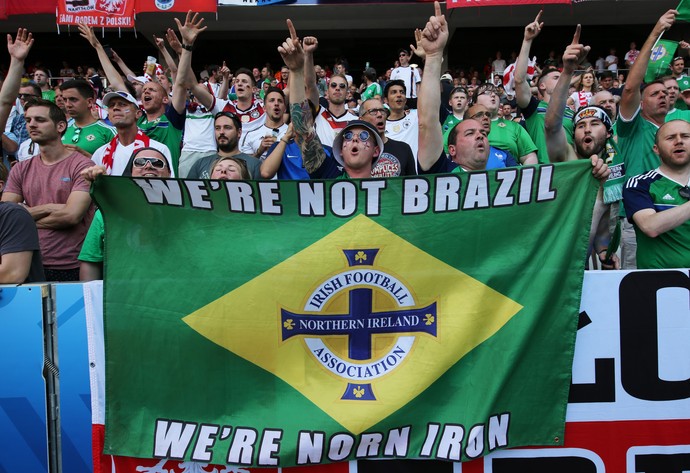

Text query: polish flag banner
(57, 0), (135, 28)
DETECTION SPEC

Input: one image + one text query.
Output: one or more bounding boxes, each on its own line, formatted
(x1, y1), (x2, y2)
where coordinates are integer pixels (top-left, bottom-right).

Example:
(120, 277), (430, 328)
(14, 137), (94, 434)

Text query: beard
(575, 135), (607, 159)
(217, 135), (238, 153)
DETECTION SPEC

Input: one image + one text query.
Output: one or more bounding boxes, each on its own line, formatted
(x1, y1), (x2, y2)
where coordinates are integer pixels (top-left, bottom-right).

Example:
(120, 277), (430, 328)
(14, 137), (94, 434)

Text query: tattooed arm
(290, 99), (326, 173)
(279, 19), (326, 174)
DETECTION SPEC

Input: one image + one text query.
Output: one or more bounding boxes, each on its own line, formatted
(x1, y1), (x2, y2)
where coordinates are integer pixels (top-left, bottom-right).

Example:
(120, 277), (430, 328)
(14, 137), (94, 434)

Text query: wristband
(181, 44), (194, 52)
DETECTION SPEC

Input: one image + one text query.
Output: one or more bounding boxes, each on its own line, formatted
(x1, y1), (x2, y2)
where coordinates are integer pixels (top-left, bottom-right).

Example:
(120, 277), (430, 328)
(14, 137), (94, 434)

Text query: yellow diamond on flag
(183, 214), (522, 433)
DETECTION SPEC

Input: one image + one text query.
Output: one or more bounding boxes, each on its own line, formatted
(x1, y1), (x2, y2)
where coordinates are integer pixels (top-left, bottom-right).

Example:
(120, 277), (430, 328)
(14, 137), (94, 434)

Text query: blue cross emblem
(281, 249), (437, 400)
(651, 45), (666, 62)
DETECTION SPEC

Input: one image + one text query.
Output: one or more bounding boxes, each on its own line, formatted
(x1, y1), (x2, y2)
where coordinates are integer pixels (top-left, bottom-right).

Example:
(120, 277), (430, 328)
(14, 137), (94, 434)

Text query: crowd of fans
(0, 4), (689, 285)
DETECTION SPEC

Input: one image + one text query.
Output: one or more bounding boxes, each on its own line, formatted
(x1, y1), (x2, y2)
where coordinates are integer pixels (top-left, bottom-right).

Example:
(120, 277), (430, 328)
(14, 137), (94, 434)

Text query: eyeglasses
(363, 108), (387, 117)
(680, 186), (690, 200)
(342, 130), (371, 143)
(471, 111), (492, 119)
(330, 83), (347, 90)
(71, 127), (82, 143)
(18, 93), (38, 100)
(133, 157), (167, 169)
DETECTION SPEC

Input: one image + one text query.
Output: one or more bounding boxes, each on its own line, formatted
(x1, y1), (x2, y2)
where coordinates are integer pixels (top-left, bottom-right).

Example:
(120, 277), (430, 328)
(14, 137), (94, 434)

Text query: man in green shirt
(441, 86), (468, 153)
(473, 83), (538, 165)
(617, 9), (677, 268)
(32, 68), (55, 103)
(60, 79), (115, 156)
(623, 119), (690, 269)
(514, 12), (576, 164)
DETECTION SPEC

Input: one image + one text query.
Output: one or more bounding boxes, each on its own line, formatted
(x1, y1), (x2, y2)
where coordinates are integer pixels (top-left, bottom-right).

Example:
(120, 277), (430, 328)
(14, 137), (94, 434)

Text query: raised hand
(220, 61), (231, 79)
(524, 10), (543, 42)
(562, 25), (590, 72)
(419, 1), (447, 59)
(653, 9), (677, 37)
(165, 28), (183, 55)
(278, 19), (304, 71)
(410, 28), (426, 61)
(78, 23), (100, 49)
(303, 35), (318, 54)
(153, 34), (166, 51)
(7, 28), (33, 61)
(174, 10), (207, 46)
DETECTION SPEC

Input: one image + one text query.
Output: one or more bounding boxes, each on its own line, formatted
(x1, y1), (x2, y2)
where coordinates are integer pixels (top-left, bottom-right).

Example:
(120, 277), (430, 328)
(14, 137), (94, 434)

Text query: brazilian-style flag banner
(645, 39), (679, 83)
(93, 160), (597, 468)
(677, 0), (690, 22)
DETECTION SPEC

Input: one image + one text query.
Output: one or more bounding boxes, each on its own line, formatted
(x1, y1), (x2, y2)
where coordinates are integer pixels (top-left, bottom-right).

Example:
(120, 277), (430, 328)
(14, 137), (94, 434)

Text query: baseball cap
(332, 120), (385, 168)
(103, 91), (139, 108)
(440, 73), (453, 81)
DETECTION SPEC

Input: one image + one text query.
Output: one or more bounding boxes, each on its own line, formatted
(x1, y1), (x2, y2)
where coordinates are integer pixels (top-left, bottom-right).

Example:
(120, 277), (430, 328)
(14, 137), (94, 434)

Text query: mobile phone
(104, 45), (114, 59)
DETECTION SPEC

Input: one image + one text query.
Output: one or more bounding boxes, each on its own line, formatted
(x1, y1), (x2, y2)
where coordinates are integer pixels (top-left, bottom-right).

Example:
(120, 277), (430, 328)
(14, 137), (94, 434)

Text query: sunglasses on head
(680, 186), (690, 200)
(133, 157), (167, 169)
(71, 127), (82, 143)
(330, 83), (347, 89)
(342, 130), (371, 143)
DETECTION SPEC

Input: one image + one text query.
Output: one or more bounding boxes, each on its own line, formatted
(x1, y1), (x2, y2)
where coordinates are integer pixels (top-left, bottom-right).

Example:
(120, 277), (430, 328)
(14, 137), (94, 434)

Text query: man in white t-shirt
(240, 87), (288, 159)
(605, 48), (619, 72)
(390, 48), (422, 109)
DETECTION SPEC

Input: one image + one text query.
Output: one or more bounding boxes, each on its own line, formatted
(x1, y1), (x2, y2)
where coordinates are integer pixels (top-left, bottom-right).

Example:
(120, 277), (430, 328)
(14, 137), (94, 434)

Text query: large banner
(93, 161), (597, 467)
(57, 0), (135, 28)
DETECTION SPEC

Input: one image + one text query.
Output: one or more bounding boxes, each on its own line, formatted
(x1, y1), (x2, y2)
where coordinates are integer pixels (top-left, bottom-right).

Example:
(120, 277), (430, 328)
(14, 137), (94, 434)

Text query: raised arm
(78, 24), (127, 92)
(110, 49), (137, 81)
(620, 9), (677, 120)
(514, 10), (543, 109)
(303, 36), (320, 110)
(280, 20), (326, 173)
(154, 34), (178, 79)
(174, 11), (207, 115)
(545, 25), (588, 163)
(417, 1), (448, 171)
(0, 29), (33, 132)
(260, 123), (293, 178)
(219, 62), (231, 100)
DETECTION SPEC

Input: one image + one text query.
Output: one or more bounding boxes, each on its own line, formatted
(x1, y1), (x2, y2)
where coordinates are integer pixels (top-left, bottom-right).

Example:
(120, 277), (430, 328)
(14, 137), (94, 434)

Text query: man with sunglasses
(472, 83), (538, 165)
(60, 79), (115, 156)
(186, 111), (261, 180)
(390, 48), (421, 109)
(91, 91), (173, 177)
(623, 119), (690, 269)
(359, 98), (416, 177)
(279, 22), (382, 180)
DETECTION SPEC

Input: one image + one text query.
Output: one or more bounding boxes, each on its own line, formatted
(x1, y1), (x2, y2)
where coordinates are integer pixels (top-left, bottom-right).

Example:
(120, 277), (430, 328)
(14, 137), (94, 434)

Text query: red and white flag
(503, 56), (537, 97)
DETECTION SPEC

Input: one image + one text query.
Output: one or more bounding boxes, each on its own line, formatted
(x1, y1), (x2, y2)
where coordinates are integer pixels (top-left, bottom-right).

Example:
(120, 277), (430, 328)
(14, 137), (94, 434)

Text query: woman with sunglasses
(78, 148), (172, 281)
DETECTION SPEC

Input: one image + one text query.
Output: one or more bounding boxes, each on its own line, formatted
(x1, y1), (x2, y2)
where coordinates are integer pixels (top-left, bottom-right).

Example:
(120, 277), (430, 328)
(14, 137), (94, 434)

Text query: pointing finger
(572, 24), (581, 45)
(287, 19), (298, 41)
